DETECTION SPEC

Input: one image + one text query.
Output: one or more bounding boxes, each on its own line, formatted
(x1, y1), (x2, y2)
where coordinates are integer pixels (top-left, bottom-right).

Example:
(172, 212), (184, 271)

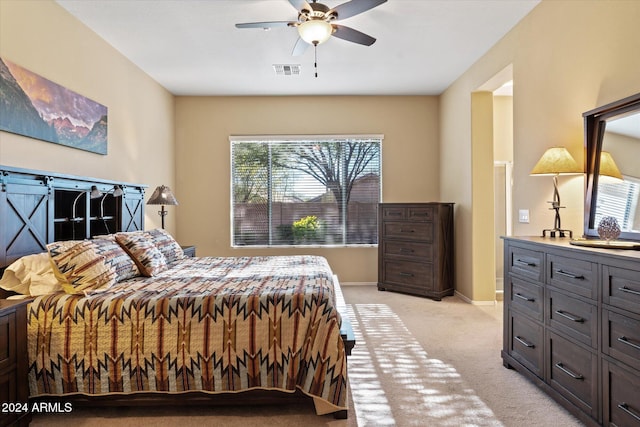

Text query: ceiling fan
(235, 0), (387, 56)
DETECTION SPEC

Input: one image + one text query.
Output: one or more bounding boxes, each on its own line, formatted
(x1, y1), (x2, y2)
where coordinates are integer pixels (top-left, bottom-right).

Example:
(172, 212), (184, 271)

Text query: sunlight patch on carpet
(347, 304), (503, 427)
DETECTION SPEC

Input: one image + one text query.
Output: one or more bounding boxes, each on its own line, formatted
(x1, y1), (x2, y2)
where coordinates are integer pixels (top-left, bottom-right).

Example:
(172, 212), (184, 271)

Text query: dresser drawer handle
(555, 310), (584, 323)
(618, 403), (640, 422)
(399, 272), (414, 277)
(618, 336), (640, 351)
(555, 362), (584, 380)
(555, 269), (585, 280)
(619, 286), (640, 296)
(514, 259), (537, 267)
(514, 336), (535, 348)
(399, 248), (415, 254)
(514, 293), (535, 302)
(400, 228), (416, 233)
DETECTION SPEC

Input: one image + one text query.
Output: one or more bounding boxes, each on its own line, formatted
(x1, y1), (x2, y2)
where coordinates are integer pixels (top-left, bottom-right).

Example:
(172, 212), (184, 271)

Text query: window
(231, 135), (382, 247)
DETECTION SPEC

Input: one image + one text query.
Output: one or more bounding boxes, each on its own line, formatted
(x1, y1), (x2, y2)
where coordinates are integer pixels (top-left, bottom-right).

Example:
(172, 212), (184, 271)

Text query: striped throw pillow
(115, 232), (168, 276)
(145, 228), (185, 264)
(47, 240), (119, 295)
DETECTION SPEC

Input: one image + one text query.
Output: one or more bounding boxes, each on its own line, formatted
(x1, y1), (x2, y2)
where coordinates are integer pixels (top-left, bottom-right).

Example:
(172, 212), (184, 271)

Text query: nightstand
(181, 245), (196, 258)
(0, 299), (31, 427)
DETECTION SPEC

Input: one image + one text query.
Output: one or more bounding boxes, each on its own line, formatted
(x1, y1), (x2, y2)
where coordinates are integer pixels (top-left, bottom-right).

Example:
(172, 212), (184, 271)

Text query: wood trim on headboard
(0, 165), (145, 188)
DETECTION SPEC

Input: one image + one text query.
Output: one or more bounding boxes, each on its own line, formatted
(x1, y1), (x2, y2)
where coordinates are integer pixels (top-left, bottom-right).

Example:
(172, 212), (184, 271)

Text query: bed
(0, 229), (353, 418)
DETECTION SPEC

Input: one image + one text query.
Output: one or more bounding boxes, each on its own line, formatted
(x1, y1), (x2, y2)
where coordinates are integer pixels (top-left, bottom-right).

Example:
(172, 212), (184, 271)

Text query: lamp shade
(530, 147), (582, 175)
(112, 185), (124, 197)
(147, 185), (178, 206)
(297, 19), (333, 45)
(90, 185), (103, 199)
(599, 151), (623, 180)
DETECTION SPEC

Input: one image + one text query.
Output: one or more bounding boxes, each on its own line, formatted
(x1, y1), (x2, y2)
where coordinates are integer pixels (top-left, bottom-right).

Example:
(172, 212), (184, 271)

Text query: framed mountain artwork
(0, 57), (107, 154)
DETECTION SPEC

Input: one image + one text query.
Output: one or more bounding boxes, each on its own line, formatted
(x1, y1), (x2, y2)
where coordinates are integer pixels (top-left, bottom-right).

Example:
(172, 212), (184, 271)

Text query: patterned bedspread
(27, 255), (347, 414)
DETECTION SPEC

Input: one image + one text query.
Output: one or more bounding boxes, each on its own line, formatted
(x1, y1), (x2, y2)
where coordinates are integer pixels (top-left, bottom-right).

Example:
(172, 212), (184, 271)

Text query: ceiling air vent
(273, 64), (301, 76)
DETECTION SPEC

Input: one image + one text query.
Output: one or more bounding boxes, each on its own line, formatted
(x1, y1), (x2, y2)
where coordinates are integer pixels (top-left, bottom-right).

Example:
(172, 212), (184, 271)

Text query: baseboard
(454, 290), (498, 306)
(342, 282), (377, 286)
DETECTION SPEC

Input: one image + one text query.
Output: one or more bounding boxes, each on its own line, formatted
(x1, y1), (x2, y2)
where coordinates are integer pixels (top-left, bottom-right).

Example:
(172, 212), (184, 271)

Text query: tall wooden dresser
(502, 236), (640, 426)
(377, 203), (454, 300)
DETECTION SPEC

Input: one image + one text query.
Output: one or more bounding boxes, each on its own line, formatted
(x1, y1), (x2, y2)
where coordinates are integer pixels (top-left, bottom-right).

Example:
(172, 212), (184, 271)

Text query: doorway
(473, 65), (513, 302)
(492, 88), (513, 300)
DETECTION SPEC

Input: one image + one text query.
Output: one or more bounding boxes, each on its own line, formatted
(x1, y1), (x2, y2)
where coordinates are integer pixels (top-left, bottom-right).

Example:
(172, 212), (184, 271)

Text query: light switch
(519, 209), (530, 223)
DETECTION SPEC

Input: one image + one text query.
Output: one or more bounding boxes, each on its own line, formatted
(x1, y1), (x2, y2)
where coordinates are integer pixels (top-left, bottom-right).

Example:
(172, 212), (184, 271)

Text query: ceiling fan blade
(235, 21), (296, 29)
(330, 0), (387, 21)
(292, 37), (310, 56)
(332, 24), (376, 46)
(288, 0), (312, 13)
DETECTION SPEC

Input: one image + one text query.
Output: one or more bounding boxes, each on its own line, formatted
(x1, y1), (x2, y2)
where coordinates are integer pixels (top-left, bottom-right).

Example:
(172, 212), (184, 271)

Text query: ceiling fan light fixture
(297, 19), (332, 45)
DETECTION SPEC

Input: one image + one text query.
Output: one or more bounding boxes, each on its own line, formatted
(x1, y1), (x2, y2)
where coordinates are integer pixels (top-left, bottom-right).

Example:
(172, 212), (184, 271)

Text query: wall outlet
(519, 209), (530, 223)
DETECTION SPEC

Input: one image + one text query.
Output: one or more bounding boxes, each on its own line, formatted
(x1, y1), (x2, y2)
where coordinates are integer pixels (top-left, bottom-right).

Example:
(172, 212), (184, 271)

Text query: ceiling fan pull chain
(314, 42), (319, 78)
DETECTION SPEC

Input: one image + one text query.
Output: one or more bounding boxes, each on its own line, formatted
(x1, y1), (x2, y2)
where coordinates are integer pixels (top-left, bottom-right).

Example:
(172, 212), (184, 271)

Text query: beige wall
(0, 0), (176, 232)
(441, 0), (640, 301)
(470, 92), (496, 301)
(174, 96), (439, 282)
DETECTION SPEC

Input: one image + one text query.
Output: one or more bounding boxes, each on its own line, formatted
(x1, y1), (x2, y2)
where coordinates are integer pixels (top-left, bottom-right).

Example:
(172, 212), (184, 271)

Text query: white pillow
(0, 253), (62, 296)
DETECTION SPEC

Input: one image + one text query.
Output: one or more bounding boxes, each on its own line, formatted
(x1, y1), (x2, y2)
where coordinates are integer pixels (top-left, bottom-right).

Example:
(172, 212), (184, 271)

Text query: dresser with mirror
(502, 93), (640, 427)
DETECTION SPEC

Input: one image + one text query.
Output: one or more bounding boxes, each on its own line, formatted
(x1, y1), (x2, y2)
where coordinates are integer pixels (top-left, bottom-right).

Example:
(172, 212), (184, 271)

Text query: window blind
(231, 136), (382, 247)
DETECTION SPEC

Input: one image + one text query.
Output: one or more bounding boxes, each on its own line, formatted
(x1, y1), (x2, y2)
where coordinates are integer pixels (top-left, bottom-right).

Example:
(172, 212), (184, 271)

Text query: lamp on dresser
(530, 147), (582, 238)
(147, 185), (178, 229)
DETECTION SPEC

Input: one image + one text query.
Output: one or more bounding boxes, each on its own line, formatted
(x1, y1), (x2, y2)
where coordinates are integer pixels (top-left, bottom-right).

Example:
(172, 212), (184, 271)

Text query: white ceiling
(55, 0), (539, 96)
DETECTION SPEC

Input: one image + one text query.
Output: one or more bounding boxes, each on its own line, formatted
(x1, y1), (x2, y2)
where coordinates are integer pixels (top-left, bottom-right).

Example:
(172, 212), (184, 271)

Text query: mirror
(584, 92), (640, 241)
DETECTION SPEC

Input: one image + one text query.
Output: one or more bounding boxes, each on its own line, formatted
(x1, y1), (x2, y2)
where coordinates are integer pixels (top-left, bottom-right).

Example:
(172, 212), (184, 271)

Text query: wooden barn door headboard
(0, 166), (146, 269)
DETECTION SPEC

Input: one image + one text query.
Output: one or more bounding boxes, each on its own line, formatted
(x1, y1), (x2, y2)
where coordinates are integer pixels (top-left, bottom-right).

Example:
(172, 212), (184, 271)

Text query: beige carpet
(30, 285), (583, 427)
